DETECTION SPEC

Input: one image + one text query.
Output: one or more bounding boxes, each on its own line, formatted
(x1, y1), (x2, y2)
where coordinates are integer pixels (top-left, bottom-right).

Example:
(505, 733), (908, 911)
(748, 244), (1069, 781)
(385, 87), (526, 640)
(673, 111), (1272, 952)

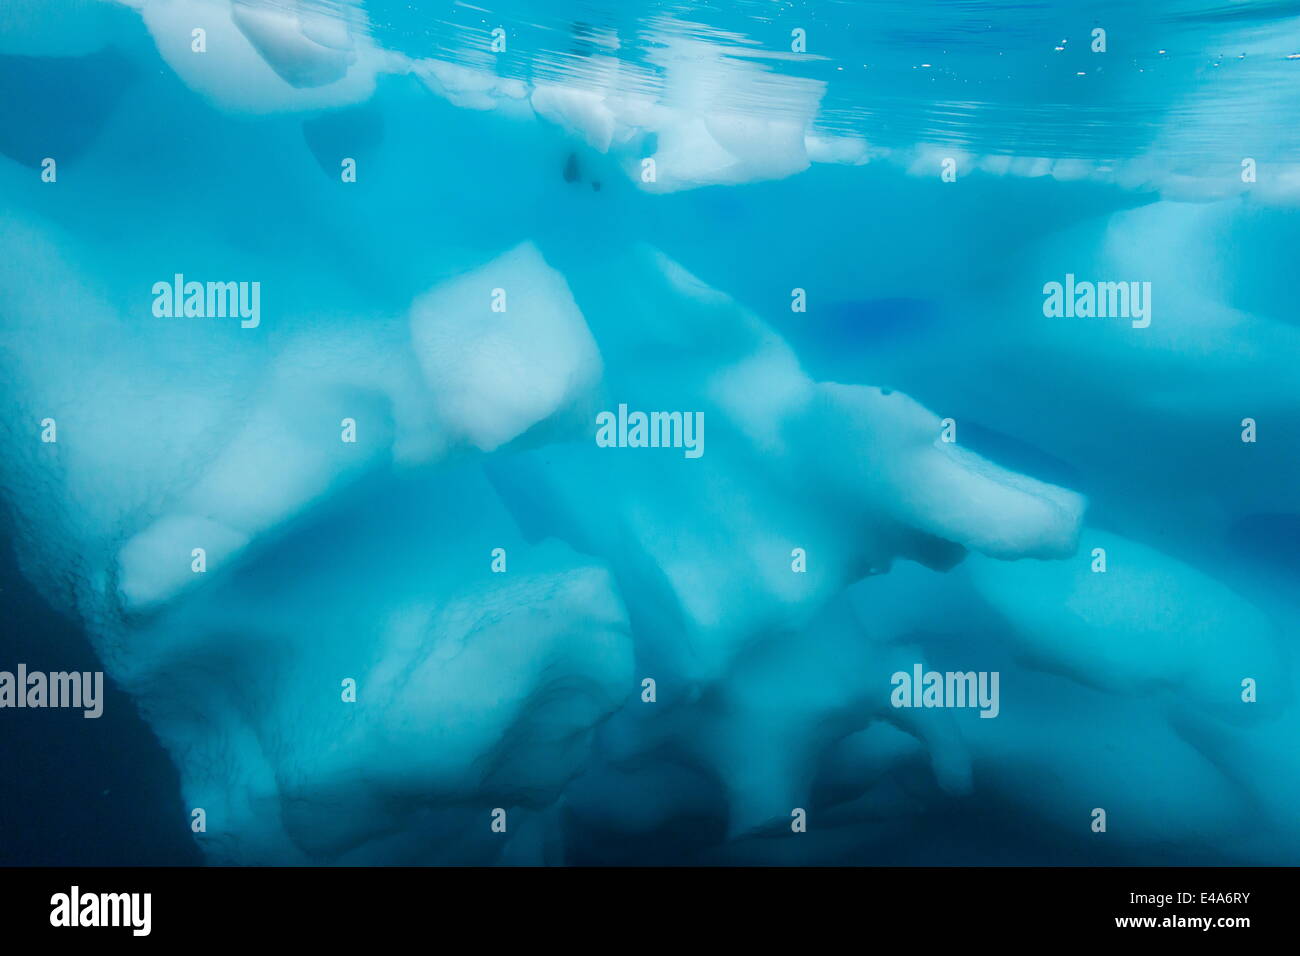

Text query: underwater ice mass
(1, 0), (1298, 864)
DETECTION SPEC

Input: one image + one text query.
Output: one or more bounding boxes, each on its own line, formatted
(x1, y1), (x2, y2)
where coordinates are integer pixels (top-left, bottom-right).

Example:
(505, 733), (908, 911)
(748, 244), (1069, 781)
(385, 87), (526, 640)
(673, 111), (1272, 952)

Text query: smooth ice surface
(0, 0), (1298, 865)
(409, 241), (602, 452)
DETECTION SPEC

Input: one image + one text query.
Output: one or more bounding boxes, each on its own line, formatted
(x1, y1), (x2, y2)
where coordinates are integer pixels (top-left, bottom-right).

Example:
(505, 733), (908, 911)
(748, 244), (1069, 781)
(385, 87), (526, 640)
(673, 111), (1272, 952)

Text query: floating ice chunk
(230, 1), (353, 88)
(1008, 156), (1053, 179)
(1050, 158), (1094, 182)
(811, 384), (1085, 560)
(967, 528), (1282, 718)
(978, 154), (1014, 177)
(622, 107), (814, 193)
(139, 0), (389, 114)
(570, 34), (825, 192)
(410, 242), (603, 452)
(704, 111), (811, 181)
(805, 132), (872, 166)
(905, 144), (971, 179)
(412, 58), (531, 115)
(632, 116), (736, 190)
(296, 3), (355, 53)
(531, 84), (617, 151)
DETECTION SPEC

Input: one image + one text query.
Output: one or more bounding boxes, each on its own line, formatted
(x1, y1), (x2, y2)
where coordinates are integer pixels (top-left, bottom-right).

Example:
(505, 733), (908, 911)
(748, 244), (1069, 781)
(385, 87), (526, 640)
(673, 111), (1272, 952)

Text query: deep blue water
(0, 508), (199, 865)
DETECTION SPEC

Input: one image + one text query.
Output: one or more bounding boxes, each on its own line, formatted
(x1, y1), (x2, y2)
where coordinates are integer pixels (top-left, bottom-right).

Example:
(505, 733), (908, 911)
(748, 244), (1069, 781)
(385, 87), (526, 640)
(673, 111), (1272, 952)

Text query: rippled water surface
(331, 0), (1300, 161)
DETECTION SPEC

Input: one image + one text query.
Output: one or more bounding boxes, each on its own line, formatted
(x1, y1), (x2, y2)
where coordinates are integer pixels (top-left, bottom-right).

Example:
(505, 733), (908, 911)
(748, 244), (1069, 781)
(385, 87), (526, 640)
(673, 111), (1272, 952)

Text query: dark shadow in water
(0, 507), (200, 866)
(0, 47), (134, 169)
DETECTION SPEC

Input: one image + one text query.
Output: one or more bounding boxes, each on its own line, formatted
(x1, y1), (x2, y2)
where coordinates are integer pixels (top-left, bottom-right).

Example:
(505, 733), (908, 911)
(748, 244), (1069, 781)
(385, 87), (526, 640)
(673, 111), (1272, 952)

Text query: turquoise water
(0, 0), (1298, 865)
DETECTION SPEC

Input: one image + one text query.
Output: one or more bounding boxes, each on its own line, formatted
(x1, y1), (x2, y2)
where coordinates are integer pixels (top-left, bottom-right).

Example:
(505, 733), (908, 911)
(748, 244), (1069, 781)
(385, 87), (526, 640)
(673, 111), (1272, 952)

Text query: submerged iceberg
(0, 0), (1297, 865)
